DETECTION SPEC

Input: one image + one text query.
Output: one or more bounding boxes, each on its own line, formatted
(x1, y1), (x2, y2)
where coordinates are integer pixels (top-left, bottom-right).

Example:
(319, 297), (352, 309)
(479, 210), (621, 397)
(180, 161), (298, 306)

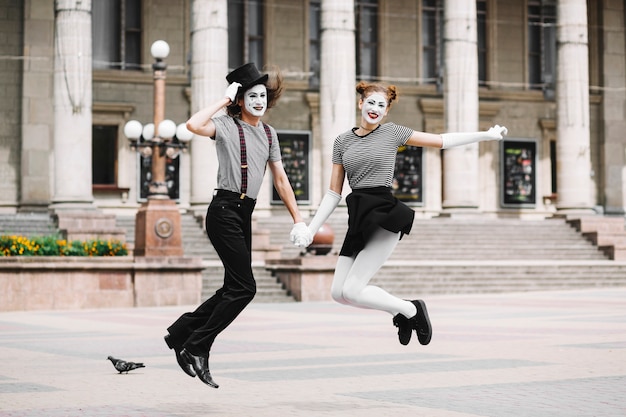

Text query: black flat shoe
(410, 300), (432, 345)
(392, 313), (412, 345)
(164, 335), (196, 378)
(180, 349), (219, 389)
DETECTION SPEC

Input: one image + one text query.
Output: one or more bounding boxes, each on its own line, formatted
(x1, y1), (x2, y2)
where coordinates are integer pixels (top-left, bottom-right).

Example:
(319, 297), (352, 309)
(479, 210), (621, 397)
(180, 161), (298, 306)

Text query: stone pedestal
(251, 217), (283, 261)
(134, 199), (183, 257)
(266, 255), (338, 302)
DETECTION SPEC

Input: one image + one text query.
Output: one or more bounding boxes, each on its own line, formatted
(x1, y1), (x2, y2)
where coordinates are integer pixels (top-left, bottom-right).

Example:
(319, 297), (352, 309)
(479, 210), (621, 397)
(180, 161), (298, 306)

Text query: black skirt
(339, 186), (415, 257)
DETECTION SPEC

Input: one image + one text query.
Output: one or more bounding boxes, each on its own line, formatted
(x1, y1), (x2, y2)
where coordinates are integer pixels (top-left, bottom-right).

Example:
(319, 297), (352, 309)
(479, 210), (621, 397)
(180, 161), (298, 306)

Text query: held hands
(294, 190), (342, 248)
(290, 222), (313, 248)
(224, 82), (242, 103)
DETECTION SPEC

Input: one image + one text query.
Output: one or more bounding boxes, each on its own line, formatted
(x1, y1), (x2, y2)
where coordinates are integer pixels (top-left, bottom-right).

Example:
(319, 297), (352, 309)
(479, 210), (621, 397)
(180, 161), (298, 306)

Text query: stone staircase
(4, 211), (625, 302)
(116, 214), (293, 303)
(0, 213), (58, 237)
(259, 211), (613, 261)
(257, 211), (626, 297)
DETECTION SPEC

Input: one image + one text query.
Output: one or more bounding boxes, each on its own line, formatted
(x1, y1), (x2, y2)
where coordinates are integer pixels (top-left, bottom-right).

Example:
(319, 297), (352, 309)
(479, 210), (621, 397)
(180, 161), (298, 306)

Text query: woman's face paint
(361, 93), (388, 124)
(243, 84), (267, 117)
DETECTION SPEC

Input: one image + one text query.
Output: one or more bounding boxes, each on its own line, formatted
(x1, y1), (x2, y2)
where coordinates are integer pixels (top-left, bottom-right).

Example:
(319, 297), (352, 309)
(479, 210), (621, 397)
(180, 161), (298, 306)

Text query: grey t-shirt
(332, 123), (413, 189)
(212, 115), (281, 199)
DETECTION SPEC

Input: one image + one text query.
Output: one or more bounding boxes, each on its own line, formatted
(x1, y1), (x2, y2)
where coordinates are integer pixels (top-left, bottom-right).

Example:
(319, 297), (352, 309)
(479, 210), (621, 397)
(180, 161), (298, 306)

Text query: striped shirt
(332, 123), (413, 189)
(212, 115), (281, 199)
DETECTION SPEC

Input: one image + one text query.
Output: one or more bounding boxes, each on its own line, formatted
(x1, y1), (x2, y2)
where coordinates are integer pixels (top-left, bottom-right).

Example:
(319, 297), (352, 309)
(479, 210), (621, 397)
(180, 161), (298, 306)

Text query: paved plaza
(0, 287), (625, 417)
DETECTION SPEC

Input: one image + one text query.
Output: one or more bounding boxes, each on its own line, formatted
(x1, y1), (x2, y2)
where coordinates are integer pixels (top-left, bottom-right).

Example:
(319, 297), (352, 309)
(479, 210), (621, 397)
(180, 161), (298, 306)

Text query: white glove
(290, 222), (313, 248)
(441, 124), (508, 149)
(307, 190), (342, 237)
(225, 82), (242, 103)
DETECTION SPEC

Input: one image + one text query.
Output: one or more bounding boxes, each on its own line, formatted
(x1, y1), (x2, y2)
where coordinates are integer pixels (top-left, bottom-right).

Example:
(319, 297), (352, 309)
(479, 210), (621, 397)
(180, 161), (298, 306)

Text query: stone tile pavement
(0, 287), (625, 416)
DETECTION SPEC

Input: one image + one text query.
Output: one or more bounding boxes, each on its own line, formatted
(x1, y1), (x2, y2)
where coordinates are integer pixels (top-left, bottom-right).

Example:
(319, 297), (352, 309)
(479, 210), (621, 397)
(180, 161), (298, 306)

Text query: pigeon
(107, 356), (146, 374)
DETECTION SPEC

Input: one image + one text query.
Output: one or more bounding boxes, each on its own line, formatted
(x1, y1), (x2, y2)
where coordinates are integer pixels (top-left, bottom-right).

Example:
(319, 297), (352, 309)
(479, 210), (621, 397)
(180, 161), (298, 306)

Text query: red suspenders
(233, 119), (273, 199)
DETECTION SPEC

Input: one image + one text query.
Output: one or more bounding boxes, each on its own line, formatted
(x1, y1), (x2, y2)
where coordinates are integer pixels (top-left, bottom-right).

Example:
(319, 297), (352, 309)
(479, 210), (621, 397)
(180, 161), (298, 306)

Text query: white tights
(330, 227), (417, 319)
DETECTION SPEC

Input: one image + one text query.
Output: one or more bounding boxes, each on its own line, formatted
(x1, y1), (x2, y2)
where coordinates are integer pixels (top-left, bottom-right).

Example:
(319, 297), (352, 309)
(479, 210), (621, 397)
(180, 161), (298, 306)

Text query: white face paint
(243, 84), (267, 117)
(361, 93), (388, 124)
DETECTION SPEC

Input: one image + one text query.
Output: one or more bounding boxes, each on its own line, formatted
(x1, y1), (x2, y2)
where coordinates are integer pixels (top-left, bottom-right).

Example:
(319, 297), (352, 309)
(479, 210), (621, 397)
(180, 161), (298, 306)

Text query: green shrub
(0, 234), (128, 257)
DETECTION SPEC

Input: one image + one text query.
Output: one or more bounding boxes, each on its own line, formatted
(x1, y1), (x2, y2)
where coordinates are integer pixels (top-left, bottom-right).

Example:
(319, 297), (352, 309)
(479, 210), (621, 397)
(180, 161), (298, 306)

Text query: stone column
(600, 1), (626, 214)
(189, 0), (228, 215)
(319, 0), (356, 196)
(51, 0), (93, 208)
(442, 0), (480, 209)
(555, 0), (593, 212)
(20, 0), (55, 210)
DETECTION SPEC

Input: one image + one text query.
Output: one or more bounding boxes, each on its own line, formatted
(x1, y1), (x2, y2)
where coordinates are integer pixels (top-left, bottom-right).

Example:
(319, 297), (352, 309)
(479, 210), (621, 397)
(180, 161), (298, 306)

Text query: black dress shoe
(392, 313), (412, 345)
(164, 335), (196, 378)
(410, 300), (432, 345)
(180, 348), (219, 389)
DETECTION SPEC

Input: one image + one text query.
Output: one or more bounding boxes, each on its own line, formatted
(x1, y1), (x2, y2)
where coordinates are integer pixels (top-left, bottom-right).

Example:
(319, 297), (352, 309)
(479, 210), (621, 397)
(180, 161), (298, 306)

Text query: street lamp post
(124, 40), (193, 257)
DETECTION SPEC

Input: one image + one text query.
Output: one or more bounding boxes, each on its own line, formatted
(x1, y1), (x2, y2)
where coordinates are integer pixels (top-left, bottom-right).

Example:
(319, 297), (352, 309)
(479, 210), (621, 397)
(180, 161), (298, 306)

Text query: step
(599, 245), (626, 261)
(0, 214), (58, 236)
(200, 264), (293, 303)
(368, 261), (626, 296)
(566, 216), (625, 233)
(584, 231), (626, 246)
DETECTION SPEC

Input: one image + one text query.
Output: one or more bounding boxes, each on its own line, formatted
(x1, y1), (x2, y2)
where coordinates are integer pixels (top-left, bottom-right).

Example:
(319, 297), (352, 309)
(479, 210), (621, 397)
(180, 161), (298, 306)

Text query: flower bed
(0, 235), (128, 257)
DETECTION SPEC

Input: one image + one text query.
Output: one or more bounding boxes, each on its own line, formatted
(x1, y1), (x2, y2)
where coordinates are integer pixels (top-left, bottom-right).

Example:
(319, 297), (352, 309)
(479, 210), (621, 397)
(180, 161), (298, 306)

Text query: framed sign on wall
(271, 130), (311, 205)
(393, 145), (424, 205)
(501, 139), (537, 208)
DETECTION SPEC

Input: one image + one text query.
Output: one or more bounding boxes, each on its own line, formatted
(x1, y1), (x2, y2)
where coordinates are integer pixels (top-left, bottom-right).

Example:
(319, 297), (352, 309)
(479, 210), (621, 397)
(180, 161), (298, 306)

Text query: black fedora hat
(226, 63), (269, 91)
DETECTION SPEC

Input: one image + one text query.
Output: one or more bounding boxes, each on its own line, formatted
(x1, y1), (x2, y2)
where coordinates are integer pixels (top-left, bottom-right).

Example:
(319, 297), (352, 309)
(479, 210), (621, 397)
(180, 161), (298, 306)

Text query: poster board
(272, 130), (311, 204)
(393, 145), (424, 204)
(501, 139), (536, 208)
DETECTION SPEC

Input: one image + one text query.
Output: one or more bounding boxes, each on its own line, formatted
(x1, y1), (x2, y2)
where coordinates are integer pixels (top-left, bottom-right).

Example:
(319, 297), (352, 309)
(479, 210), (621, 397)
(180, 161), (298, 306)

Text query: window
(477, 0), (487, 85)
(309, 0), (321, 88)
(92, 0), (142, 70)
(356, 0), (378, 80)
(422, 0), (443, 85)
(422, 1), (487, 86)
(228, 0), (265, 70)
(92, 125), (118, 186)
(528, 0), (556, 91)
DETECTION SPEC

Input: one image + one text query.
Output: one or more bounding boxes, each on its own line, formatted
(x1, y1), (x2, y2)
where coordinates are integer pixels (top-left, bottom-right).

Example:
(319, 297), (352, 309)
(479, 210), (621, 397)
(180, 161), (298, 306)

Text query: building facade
(2, 0), (626, 221)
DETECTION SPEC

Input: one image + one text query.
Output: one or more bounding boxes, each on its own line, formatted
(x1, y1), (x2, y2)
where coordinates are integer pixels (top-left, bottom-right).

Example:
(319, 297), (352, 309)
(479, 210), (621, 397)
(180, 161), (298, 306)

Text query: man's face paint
(361, 93), (388, 124)
(243, 84), (267, 117)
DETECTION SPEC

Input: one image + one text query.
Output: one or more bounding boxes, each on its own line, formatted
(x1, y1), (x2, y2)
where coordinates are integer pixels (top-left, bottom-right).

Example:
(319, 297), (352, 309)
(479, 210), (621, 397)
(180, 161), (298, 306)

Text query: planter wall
(0, 256), (203, 311)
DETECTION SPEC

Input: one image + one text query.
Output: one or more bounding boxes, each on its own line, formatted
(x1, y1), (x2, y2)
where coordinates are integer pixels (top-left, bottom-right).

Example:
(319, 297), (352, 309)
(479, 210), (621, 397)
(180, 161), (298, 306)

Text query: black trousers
(166, 191), (257, 356)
